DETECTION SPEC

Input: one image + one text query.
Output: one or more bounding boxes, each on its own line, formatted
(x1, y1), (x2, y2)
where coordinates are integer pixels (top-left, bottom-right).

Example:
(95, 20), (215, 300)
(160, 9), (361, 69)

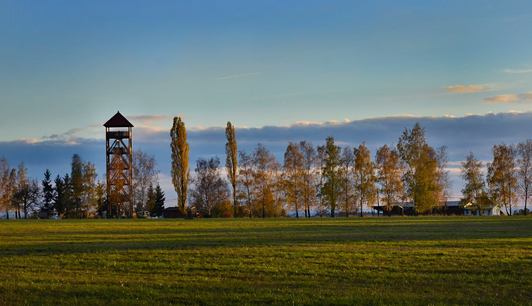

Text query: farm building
(463, 202), (501, 216)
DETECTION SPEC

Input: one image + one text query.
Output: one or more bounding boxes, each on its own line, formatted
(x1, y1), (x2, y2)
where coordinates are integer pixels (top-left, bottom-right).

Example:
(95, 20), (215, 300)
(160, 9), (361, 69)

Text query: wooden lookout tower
(104, 112), (134, 218)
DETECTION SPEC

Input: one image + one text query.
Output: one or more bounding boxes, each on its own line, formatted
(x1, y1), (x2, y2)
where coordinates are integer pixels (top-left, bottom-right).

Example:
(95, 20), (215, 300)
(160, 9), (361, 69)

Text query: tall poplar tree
(170, 117), (190, 213)
(225, 122), (238, 217)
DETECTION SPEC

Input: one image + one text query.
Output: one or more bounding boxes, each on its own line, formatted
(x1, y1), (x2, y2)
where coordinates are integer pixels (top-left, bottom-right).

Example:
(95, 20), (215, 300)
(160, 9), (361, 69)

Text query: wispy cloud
(447, 84), (490, 94)
(215, 72), (261, 80)
(484, 92), (532, 104)
(503, 68), (532, 74)
(484, 94), (519, 104)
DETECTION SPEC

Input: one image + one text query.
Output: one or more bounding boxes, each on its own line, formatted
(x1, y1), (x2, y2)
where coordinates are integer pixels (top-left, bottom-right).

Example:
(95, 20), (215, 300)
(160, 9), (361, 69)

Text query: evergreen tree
(154, 184), (165, 217)
(146, 184), (156, 216)
(41, 169), (55, 214)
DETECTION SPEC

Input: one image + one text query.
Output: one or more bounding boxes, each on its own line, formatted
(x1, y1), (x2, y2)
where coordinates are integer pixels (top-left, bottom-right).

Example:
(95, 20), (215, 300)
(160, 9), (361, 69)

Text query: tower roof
(104, 111), (134, 128)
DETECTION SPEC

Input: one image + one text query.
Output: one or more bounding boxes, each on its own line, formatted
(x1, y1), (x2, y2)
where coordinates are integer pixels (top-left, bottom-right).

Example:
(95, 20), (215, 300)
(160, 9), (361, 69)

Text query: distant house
(463, 202), (500, 216)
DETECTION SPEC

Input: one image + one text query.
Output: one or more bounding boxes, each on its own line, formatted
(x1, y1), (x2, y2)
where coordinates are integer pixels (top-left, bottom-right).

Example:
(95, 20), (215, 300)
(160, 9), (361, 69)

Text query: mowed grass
(0, 217), (531, 305)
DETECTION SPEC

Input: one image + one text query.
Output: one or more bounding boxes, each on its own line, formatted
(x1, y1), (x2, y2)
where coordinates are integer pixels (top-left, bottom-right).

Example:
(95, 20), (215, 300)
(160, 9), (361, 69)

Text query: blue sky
(1, 1), (532, 203)
(1, 0), (532, 141)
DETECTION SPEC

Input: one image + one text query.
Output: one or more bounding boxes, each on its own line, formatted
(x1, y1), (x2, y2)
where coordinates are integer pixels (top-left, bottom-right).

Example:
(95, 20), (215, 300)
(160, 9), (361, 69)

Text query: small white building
(463, 202), (500, 216)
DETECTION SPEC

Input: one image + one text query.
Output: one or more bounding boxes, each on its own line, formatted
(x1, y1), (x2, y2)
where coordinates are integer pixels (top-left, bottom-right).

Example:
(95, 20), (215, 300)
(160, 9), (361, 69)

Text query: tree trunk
(232, 185), (237, 218)
(525, 193), (528, 216)
(359, 197), (363, 217)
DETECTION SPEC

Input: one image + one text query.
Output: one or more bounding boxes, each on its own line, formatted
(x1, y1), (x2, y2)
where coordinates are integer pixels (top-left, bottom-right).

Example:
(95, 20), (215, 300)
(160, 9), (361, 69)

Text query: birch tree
(516, 140), (532, 215)
(375, 145), (403, 216)
(353, 144), (377, 217)
(488, 144), (518, 215)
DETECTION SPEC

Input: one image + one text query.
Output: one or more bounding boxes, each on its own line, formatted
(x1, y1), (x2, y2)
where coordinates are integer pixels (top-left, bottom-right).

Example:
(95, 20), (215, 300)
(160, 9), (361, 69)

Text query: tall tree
(300, 141), (317, 218)
(225, 122), (239, 217)
(516, 140), (532, 215)
(132, 150), (158, 215)
(375, 145), (403, 216)
(95, 181), (106, 217)
(71, 154), (84, 218)
(41, 169), (55, 214)
(316, 145), (326, 216)
(146, 184), (156, 217)
(54, 175), (65, 216)
(238, 151), (255, 218)
(13, 163), (39, 219)
(154, 184), (165, 217)
(12, 163), (28, 219)
(397, 123), (440, 214)
(487, 144), (518, 215)
(82, 162), (98, 217)
(461, 152), (489, 215)
(170, 116), (190, 214)
(283, 143), (304, 218)
(436, 146), (451, 208)
(339, 147), (354, 217)
(190, 157), (230, 217)
(353, 144), (377, 217)
(321, 137), (341, 217)
(0, 158), (16, 219)
(253, 144), (281, 218)
(412, 145), (441, 214)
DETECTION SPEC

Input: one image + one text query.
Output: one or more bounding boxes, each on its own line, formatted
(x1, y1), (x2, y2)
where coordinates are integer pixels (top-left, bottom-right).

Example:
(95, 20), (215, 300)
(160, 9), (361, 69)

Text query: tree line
(0, 152), (164, 219)
(1, 120), (530, 219)
(170, 119), (530, 217)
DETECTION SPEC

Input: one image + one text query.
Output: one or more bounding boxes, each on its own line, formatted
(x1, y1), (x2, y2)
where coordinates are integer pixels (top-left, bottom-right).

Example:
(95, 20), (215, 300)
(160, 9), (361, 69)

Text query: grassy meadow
(0, 217), (531, 305)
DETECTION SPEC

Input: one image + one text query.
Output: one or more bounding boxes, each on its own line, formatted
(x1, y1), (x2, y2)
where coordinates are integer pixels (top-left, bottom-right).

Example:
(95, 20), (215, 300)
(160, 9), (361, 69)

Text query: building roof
(104, 111), (134, 127)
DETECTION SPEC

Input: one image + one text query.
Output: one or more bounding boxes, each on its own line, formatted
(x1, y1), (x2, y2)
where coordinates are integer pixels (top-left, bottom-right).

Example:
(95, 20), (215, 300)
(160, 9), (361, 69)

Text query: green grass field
(0, 217), (531, 305)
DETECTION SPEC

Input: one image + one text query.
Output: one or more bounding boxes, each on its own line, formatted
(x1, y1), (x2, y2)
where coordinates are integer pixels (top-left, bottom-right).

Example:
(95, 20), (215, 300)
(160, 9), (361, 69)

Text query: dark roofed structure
(104, 111), (134, 127)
